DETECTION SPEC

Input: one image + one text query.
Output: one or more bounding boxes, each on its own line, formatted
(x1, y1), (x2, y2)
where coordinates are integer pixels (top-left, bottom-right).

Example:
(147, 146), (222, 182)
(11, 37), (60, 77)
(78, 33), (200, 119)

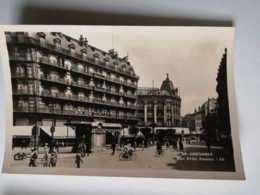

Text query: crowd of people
(24, 136), (189, 168)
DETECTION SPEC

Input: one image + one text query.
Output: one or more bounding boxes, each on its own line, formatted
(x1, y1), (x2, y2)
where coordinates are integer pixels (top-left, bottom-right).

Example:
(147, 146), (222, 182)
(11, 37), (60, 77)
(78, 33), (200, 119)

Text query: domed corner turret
(160, 73), (175, 96)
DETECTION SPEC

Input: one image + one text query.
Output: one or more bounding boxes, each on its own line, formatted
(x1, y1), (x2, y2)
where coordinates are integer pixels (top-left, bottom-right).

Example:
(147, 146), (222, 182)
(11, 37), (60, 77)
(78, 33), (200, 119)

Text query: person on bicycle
(123, 144), (130, 157)
(156, 141), (162, 155)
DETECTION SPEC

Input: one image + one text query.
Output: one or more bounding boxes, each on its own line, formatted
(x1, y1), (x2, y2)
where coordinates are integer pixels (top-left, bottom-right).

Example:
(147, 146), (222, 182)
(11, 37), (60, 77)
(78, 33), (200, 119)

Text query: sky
(63, 27), (230, 116)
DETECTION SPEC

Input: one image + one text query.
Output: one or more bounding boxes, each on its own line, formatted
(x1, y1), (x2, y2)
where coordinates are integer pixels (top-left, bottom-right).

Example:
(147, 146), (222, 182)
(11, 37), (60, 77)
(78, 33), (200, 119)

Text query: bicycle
(155, 149), (165, 156)
(119, 149), (137, 160)
(14, 152), (30, 161)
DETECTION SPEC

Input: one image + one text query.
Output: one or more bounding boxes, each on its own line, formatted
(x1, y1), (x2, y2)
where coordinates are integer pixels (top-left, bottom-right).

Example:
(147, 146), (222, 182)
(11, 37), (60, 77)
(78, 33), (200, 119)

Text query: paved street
(11, 141), (235, 172)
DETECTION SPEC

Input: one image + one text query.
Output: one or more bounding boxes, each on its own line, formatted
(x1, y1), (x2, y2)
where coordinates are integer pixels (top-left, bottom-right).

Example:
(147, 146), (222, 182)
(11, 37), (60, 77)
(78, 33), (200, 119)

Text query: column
(171, 103), (174, 127)
(163, 102), (167, 125)
(144, 102), (147, 126)
(154, 102), (157, 124)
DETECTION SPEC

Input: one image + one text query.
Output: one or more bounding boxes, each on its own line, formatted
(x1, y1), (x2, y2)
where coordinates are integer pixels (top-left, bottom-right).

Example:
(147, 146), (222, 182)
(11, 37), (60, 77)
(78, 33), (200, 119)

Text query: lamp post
(151, 81), (157, 145)
(33, 55), (40, 149)
(48, 97), (55, 153)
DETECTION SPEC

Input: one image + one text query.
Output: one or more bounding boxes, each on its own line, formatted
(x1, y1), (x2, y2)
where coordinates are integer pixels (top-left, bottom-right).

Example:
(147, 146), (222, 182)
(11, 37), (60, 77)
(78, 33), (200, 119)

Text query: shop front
(64, 121), (122, 153)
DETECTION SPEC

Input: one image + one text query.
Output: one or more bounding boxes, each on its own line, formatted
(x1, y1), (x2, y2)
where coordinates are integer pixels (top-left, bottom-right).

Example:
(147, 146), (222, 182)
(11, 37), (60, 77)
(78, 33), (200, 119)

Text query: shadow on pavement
(167, 145), (235, 172)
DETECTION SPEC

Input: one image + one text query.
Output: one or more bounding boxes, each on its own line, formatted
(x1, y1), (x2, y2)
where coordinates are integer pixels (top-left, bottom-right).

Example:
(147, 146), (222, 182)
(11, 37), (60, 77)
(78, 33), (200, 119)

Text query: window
(114, 61), (118, 68)
(104, 57), (109, 65)
(49, 55), (57, 64)
(37, 32), (46, 43)
(81, 49), (87, 57)
(93, 53), (99, 61)
(68, 44), (75, 53)
(77, 63), (84, 72)
(64, 60), (72, 70)
(53, 38), (61, 48)
(122, 65), (126, 72)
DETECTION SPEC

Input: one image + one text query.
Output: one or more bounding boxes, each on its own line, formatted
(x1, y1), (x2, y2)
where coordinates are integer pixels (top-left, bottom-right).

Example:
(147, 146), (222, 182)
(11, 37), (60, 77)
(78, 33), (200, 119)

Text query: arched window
(49, 55), (57, 64)
(77, 63), (84, 72)
(64, 60), (72, 70)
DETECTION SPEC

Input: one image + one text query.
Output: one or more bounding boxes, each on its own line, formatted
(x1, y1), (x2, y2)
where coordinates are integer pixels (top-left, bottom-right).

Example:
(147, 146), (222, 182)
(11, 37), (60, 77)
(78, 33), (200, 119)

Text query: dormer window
(53, 38), (61, 48)
(129, 67), (133, 75)
(81, 49), (87, 58)
(93, 53), (99, 61)
(37, 32), (46, 38)
(114, 61), (118, 69)
(37, 32), (46, 43)
(122, 64), (126, 72)
(68, 44), (75, 53)
(104, 57), (109, 66)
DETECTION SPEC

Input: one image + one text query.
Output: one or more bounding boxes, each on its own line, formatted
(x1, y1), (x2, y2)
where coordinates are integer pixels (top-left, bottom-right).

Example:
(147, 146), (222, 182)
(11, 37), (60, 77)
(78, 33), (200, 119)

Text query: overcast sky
(64, 27), (230, 116)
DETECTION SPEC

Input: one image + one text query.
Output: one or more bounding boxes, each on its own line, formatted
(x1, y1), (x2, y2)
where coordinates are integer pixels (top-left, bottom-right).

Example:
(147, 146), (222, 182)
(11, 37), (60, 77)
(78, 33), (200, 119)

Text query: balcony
(14, 106), (62, 114)
(94, 86), (105, 92)
(13, 89), (33, 95)
(9, 55), (34, 62)
(94, 73), (105, 79)
(106, 77), (121, 84)
(93, 99), (105, 104)
(124, 93), (137, 99)
(45, 76), (66, 85)
(157, 106), (164, 110)
(157, 115), (164, 118)
(12, 73), (38, 79)
(40, 56), (60, 68)
(107, 89), (119, 96)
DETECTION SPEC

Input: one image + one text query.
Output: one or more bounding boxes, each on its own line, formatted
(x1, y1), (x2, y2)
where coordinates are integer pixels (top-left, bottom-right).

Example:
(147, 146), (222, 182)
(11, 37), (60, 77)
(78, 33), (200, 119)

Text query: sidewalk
(167, 140), (236, 171)
(12, 146), (152, 159)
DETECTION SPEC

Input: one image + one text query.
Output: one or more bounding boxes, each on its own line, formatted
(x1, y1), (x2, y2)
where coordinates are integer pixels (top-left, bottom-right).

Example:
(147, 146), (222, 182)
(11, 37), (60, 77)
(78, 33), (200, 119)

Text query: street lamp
(151, 81), (157, 145)
(48, 96), (56, 153)
(33, 56), (40, 149)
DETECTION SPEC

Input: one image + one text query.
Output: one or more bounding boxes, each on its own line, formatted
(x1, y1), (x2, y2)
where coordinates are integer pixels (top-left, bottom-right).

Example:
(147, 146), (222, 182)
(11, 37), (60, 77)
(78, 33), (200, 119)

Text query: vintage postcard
(0, 25), (244, 179)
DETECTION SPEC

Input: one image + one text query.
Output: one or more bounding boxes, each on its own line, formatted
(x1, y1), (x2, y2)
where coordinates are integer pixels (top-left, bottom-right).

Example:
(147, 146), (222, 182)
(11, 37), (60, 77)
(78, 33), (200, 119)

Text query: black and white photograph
(0, 25), (244, 179)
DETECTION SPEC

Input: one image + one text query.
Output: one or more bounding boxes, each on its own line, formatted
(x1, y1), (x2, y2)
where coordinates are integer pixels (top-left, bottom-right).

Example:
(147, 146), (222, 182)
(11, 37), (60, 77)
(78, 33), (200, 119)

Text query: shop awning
(154, 127), (190, 135)
(12, 126), (32, 138)
(40, 126), (75, 139)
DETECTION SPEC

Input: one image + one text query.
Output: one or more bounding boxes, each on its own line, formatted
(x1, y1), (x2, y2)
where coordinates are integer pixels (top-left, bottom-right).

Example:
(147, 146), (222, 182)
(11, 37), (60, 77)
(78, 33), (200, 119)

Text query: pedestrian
(75, 151), (83, 168)
(21, 139), (26, 149)
(42, 152), (49, 167)
(29, 147), (38, 167)
(111, 142), (116, 155)
(179, 139), (183, 151)
(142, 140), (144, 151)
(86, 142), (90, 156)
(134, 141), (137, 151)
(82, 141), (86, 157)
(61, 140), (64, 148)
(49, 149), (57, 167)
(42, 143), (49, 167)
(166, 140), (170, 149)
(55, 140), (59, 153)
(172, 138), (177, 150)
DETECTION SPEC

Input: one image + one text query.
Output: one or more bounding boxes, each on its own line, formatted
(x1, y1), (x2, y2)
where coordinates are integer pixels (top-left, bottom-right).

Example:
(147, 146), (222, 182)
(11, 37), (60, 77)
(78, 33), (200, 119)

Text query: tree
(156, 130), (167, 142)
(166, 129), (176, 141)
(140, 128), (152, 140)
(128, 127), (139, 139)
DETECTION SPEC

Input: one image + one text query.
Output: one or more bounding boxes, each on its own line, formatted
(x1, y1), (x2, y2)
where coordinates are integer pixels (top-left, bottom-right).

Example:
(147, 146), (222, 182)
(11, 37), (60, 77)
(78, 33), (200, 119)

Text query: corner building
(137, 74), (181, 128)
(5, 32), (139, 151)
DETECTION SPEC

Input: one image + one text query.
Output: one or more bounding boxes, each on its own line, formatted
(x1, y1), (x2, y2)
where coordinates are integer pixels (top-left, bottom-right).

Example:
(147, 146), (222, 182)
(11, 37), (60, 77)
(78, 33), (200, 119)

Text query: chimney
(83, 38), (88, 47)
(79, 35), (84, 45)
(108, 49), (115, 55)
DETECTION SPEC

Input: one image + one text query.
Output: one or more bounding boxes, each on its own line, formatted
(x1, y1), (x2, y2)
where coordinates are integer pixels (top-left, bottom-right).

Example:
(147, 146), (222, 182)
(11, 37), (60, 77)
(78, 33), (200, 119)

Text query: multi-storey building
(137, 74), (181, 129)
(216, 48), (233, 152)
(184, 98), (218, 141)
(5, 32), (139, 151)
